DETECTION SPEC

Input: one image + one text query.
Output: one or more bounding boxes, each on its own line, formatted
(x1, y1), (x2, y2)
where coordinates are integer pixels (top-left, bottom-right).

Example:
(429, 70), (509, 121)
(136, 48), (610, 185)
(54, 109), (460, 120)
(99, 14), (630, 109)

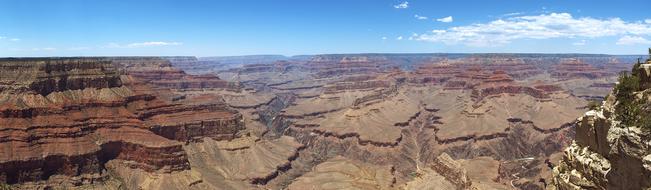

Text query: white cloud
(436, 16), (453, 23)
(414, 12), (651, 47)
(646, 19), (651, 24)
(503, 12), (523, 17)
(106, 41), (182, 48)
(396, 36), (403, 40)
(0, 36), (5, 39)
(394, 1), (408, 9)
(572, 40), (586, 46)
(382, 36), (387, 40)
(414, 14), (427, 20)
(408, 33), (418, 40)
(616, 36), (651, 45)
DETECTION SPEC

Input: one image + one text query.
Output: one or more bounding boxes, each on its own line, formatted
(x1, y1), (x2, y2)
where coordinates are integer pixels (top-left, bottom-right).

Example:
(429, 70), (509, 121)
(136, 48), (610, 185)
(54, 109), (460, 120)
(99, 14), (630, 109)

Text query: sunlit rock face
(552, 55), (651, 190)
(552, 105), (651, 189)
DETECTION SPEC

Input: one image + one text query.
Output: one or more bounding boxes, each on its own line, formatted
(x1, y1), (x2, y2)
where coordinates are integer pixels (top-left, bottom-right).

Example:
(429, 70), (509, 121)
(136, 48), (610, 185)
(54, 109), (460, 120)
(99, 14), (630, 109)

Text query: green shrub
(614, 72), (639, 126)
(613, 71), (651, 129)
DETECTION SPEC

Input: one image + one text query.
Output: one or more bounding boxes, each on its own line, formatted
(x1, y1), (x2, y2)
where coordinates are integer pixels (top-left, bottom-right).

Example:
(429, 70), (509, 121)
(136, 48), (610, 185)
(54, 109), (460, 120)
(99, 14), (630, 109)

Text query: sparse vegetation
(587, 100), (602, 111)
(613, 70), (651, 129)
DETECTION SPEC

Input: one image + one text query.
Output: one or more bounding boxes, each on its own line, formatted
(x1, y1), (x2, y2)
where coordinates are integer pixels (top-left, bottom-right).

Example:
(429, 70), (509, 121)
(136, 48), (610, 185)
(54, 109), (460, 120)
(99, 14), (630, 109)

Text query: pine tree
(614, 71), (640, 126)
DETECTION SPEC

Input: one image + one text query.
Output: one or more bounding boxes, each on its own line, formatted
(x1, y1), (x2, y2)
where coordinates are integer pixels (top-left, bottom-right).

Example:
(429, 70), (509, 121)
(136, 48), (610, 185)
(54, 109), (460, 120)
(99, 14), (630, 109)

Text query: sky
(1, 0), (651, 57)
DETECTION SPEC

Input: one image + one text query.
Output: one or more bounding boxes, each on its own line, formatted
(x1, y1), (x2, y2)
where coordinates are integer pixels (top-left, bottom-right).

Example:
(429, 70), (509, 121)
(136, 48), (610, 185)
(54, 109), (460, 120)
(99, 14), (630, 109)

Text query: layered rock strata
(550, 58), (611, 80)
(112, 57), (242, 91)
(0, 58), (245, 188)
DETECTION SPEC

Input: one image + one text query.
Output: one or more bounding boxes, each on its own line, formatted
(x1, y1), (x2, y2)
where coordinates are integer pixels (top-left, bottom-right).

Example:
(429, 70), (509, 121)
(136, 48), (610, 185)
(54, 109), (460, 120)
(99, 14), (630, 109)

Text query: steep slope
(0, 57), (252, 189)
(0, 58), (190, 188)
(552, 52), (651, 189)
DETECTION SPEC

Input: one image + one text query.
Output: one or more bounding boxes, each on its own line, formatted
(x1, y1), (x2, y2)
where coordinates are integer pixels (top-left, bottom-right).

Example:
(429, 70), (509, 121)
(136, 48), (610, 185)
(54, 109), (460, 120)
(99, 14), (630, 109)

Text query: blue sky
(1, 0), (650, 57)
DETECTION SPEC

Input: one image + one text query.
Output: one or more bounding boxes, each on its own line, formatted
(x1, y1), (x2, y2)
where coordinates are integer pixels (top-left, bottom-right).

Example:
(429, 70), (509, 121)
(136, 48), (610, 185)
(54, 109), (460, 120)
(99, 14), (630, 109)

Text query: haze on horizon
(1, 0), (651, 57)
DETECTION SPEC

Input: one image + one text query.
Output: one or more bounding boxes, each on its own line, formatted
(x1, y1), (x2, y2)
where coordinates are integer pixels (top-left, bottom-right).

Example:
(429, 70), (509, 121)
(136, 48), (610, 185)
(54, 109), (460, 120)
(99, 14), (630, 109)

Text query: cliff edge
(552, 49), (651, 190)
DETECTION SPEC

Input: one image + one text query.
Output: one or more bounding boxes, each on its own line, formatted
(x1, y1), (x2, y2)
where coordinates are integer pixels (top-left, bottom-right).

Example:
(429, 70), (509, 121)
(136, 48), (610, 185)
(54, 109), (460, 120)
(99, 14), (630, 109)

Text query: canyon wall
(0, 57), (245, 188)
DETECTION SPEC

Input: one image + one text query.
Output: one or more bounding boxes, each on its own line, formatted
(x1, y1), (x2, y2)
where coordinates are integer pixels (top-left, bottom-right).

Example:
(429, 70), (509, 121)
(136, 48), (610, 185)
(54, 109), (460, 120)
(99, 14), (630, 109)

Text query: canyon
(0, 53), (636, 189)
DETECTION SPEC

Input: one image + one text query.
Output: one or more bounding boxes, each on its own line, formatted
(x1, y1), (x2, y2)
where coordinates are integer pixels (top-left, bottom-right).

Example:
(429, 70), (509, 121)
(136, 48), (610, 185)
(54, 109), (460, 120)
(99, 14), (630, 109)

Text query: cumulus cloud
(414, 14), (427, 20)
(436, 16), (453, 23)
(396, 36), (403, 40)
(408, 33), (418, 40)
(646, 19), (651, 24)
(106, 41), (182, 48)
(394, 1), (408, 9)
(414, 12), (651, 47)
(572, 40), (587, 46)
(616, 36), (651, 45)
(382, 36), (387, 40)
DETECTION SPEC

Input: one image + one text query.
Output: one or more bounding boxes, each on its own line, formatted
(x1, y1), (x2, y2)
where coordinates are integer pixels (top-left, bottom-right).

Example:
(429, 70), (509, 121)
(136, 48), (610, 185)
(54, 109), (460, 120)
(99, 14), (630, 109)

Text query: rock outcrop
(552, 53), (651, 190)
(431, 153), (473, 190)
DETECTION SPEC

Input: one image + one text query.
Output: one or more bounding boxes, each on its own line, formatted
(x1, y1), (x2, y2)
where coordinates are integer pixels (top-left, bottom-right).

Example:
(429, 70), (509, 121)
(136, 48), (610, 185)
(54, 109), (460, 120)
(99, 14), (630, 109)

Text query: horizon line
(0, 52), (649, 59)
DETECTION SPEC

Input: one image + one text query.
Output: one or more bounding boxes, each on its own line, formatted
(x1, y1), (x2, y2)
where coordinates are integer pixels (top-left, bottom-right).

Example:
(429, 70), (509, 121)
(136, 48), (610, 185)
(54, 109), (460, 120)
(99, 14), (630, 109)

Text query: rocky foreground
(551, 53), (651, 190)
(0, 54), (635, 189)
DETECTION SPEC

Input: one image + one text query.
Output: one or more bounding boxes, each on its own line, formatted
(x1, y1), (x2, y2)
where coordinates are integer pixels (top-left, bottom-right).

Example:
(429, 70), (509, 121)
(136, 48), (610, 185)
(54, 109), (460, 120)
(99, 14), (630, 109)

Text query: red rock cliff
(0, 57), (245, 187)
